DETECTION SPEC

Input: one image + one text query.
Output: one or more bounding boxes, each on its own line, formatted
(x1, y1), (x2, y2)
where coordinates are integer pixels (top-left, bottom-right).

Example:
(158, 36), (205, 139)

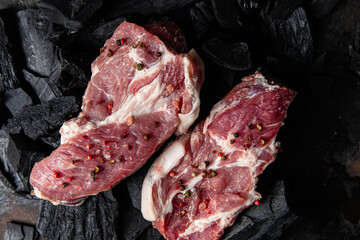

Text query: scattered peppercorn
(108, 104), (113, 110)
(82, 135), (88, 140)
(260, 139), (265, 145)
(121, 132), (127, 139)
(180, 210), (186, 216)
(100, 157), (105, 163)
(221, 155), (226, 161)
(95, 166), (100, 173)
(126, 116), (134, 126)
(230, 139), (235, 144)
(248, 125), (253, 130)
(71, 160), (75, 164)
(62, 183), (68, 188)
(109, 159), (115, 164)
(107, 49), (113, 57)
(90, 171), (95, 181)
(179, 202), (184, 207)
(234, 133), (239, 138)
(116, 39), (121, 45)
(100, 47), (105, 53)
(68, 177), (72, 182)
(192, 172), (197, 177)
(211, 171), (217, 177)
(127, 144), (132, 150)
(156, 52), (162, 57)
(86, 144), (91, 150)
(254, 200), (260, 206)
(246, 136), (251, 141)
(106, 146), (111, 150)
(169, 171), (175, 177)
(154, 121), (159, 128)
(185, 190), (191, 197)
(179, 185), (185, 191)
(54, 172), (60, 178)
(177, 179), (183, 184)
(132, 44), (137, 48)
(119, 156), (125, 162)
(191, 164), (199, 168)
(218, 152), (224, 157)
(256, 124), (262, 131)
(88, 155), (93, 160)
(136, 63), (143, 70)
(244, 145), (249, 151)
(204, 161), (210, 166)
(103, 141), (107, 145)
(139, 42), (144, 48)
(143, 134), (150, 141)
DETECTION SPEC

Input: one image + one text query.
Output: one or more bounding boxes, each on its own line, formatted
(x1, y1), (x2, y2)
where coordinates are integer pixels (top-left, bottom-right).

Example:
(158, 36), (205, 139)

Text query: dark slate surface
(4, 222), (35, 240)
(37, 192), (118, 240)
(0, 16), (19, 94)
(5, 96), (79, 140)
(4, 88), (33, 116)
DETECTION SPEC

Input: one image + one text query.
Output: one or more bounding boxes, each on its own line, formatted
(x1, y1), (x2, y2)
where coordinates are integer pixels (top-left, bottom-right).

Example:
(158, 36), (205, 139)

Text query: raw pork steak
(30, 21), (204, 205)
(141, 72), (295, 240)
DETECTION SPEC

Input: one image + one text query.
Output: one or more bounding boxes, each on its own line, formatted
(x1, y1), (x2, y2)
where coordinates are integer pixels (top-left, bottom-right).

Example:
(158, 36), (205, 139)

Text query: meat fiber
(30, 21), (204, 205)
(141, 72), (296, 240)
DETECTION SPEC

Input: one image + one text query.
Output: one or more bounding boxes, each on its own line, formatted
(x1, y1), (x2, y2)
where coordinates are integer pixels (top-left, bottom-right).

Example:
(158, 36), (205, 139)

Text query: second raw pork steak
(30, 21), (204, 205)
(141, 72), (295, 240)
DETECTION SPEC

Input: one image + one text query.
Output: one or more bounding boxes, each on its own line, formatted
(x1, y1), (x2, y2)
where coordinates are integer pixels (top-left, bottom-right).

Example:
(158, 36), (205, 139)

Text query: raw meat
(30, 21), (204, 205)
(141, 72), (295, 240)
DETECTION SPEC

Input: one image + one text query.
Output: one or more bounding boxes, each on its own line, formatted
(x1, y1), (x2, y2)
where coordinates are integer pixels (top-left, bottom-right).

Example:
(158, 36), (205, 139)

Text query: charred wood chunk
(4, 222), (35, 240)
(202, 37), (251, 70)
(37, 192), (118, 240)
(0, 17), (20, 93)
(4, 88), (33, 116)
(5, 96), (79, 140)
(16, 9), (55, 77)
(190, 1), (214, 40)
(22, 69), (62, 103)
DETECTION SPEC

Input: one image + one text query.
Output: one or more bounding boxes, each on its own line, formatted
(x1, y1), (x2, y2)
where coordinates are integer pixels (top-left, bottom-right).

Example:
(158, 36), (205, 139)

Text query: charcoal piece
(350, 46), (360, 77)
(0, 17), (20, 93)
(37, 0), (103, 45)
(202, 38), (251, 70)
(118, 205), (151, 240)
(263, 0), (302, 20)
(267, 7), (313, 62)
(222, 216), (254, 240)
(4, 222), (23, 240)
(190, 1), (214, 40)
(105, 0), (197, 19)
(309, 0), (340, 18)
(4, 88), (33, 116)
(16, 9), (55, 77)
(5, 96), (79, 140)
(210, 0), (241, 30)
(126, 167), (147, 210)
(41, 131), (61, 148)
(137, 227), (163, 240)
(22, 69), (62, 103)
(222, 181), (298, 240)
(0, 0), (38, 9)
(78, 17), (126, 48)
(0, 130), (27, 192)
(4, 222), (36, 240)
(48, 48), (89, 92)
(37, 192), (118, 240)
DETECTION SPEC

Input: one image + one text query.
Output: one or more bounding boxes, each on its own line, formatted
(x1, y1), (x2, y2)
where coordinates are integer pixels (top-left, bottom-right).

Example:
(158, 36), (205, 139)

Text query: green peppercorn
(211, 171), (217, 177)
(179, 185), (185, 191)
(185, 190), (191, 197)
(234, 133), (239, 138)
(177, 179), (183, 184)
(136, 63), (143, 70)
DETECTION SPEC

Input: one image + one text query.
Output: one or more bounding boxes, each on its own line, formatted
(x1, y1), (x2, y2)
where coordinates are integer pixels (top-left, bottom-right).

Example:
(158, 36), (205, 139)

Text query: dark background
(0, 0), (359, 239)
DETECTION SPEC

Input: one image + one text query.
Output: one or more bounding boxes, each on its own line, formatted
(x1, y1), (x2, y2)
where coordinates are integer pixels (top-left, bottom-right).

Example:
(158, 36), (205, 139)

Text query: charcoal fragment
(49, 48), (89, 92)
(5, 96), (79, 140)
(222, 181), (297, 240)
(4, 88), (33, 116)
(118, 205), (151, 240)
(22, 69), (62, 103)
(202, 38), (251, 70)
(126, 167), (147, 210)
(16, 9), (55, 77)
(37, 192), (117, 240)
(0, 16), (20, 93)
(78, 17), (126, 48)
(40, 131), (61, 149)
(211, 0), (241, 30)
(4, 222), (35, 240)
(266, 7), (313, 62)
(190, 1), (214, 40)
(137, 227), (163, 240)
(0, 130), (27, 192)
(309, 0), (340, 18)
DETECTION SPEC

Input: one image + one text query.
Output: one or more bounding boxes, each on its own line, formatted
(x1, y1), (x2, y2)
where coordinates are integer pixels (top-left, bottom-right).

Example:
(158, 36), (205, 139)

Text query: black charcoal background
(0, 0), (359, 239)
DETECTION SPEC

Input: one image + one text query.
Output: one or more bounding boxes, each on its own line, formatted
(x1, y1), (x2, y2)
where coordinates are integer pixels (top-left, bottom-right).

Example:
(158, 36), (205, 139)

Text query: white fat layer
(141, 140), (187, 221)
(60, 45), (203, 144)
